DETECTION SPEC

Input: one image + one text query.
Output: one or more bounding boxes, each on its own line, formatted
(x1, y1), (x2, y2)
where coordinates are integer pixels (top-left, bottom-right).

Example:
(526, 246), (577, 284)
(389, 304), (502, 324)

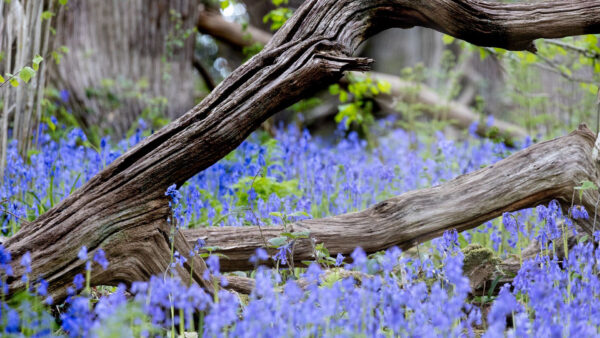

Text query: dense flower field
(1, 118), (599, 337)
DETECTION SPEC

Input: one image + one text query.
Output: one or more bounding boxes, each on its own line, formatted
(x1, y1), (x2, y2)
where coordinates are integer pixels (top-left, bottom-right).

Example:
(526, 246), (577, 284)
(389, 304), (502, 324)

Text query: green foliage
(165, 10), (196, 59)
(263, 0), (293, 31)
(242, 41), (264, 61)
(443, 33), (600, 136)
(232, 176), (300, 206)
(18, 67), (35, 83)
(0, 55), (44, 88)
(329, 74), (391, 147)
(41, 11), (54, 20)
(575, 180), (598, 201)
(51, 46), (69, 65)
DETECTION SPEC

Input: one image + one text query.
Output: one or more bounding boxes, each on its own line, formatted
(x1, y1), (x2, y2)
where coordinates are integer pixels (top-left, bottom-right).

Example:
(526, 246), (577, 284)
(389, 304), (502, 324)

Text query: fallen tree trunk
(361, 73), (529, 141)
(197, 6), (529, 142)
(184, 125), (600, 272)
(4, 0), (600, 301)
(197, 6), (272, 49)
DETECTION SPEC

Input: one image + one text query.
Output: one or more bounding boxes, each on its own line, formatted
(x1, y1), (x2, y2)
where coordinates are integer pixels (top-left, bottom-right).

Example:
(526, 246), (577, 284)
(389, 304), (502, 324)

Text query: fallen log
(184, 125), (599, 272)
(4, 0), (600, 302)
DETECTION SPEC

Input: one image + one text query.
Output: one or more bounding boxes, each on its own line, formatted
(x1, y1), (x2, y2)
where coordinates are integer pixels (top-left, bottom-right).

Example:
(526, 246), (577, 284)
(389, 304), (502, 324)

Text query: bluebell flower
(6, 308), (20, 333)
(348, 247), (367, 272)
(273, 243), (291, 265)
(93, 248), (109, 270)
(59, 89), (70, 103)
(61, 297), (93, 337)
(171, 250), (187, 268)
(37, 278), (48, 296)
(303, 262), (323, 283)
(73, 274), (84, 290)
(165, 184), (182, 206)
(571, 205), (589, 220)
(249, 248), (269, 264)
(194, 239), (206, 252)
(77, 246), (88, 261)
(20, 251), (31, 274)
(206, 255), (221, 276)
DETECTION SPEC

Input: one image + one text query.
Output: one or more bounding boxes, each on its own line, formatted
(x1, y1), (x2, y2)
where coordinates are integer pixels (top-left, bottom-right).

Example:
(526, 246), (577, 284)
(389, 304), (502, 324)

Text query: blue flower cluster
(2, 118), (599, 336)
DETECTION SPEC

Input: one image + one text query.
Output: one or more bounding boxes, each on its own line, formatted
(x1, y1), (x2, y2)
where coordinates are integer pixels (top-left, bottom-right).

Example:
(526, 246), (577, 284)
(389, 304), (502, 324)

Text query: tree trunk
(4, 0), (600, 302)
(49, 0), (200, 138)
(183, 125), (599, 272)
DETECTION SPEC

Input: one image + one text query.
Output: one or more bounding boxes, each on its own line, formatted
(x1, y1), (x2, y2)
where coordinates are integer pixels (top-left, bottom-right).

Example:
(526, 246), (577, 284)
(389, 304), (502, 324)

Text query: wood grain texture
(50, 0), (199, 136)
(184, 125), (600, 272)
(4, 0), (600, 300)
(196, 5), (536, 142)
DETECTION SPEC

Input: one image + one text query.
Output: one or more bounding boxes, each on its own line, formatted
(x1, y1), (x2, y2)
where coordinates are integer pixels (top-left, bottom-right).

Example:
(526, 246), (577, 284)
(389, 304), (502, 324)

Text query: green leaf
(280, 231), (310, 239)
(41, 11), (54, 20)
(575, 181), (597, 191)
(0, 74), (4, 83)
(269, 212), (283, 218)
(291, 230), (310, 238)
(479, 48), (488, 60)
(220, 0), (229, 10)
(69, 173), (81, 194)
(575, 180), (597, 200)
(329, 84), (340, 95)
(339, 90), (348, 102)
(442, 35), (455, 45)
(377, 80), (391, 94)
(19, 66), (35, 83)
(32, 55), (43, 72)
(59, 0), (68, 5)
(46, 116), (56, 131)
(10, 78), (19, 87)
(26, 148), (41, 159)
(487, 275), (502, 298)
(268, 236), (288, 248)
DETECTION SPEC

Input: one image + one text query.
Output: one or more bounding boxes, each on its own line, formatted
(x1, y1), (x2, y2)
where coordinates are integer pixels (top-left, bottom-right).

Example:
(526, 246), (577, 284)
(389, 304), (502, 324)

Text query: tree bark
(49, 0), (200, 138)
(183, 125), (599, 272)
(4, 0), (600, 301)
(196, 6), (529, 143)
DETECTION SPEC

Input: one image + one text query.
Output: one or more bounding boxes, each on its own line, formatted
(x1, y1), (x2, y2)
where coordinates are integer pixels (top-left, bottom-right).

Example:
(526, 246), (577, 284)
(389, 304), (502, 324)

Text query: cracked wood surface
(4, 0), (600, 300)
(184, 125), (600, 271)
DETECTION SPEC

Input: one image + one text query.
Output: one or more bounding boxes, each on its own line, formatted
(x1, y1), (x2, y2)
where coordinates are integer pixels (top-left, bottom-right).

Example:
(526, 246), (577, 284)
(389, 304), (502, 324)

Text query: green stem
(85, 266), (91, 295)
(179, 308), (185, 335)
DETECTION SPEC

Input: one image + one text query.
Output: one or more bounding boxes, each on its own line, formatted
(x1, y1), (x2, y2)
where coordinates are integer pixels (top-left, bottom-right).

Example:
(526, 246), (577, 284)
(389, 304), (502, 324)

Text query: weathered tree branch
(365, 72), (528, 142)
(197, 6), (272, 48)
(5, 0), (600, 301)
(196, 6), (528, 142)
(183, 125), (599, 272)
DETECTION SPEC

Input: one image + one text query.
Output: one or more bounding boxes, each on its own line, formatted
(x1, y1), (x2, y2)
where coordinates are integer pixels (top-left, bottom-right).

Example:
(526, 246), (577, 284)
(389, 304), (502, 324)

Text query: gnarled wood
(196, 6), (530, 143)
(4, 0), (600, 301)
(184, 125), (600, 272)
